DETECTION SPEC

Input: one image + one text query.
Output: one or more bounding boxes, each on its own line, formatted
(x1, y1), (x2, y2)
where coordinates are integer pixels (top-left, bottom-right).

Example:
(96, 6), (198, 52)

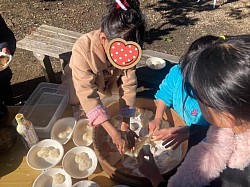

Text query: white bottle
(15, 113), (39, 148)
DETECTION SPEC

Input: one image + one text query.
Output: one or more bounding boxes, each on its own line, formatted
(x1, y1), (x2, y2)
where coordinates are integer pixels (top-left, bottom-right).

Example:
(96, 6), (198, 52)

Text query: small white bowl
(146, 57), (166, 70)
(51, 117), (77, 145)
(0, 52), (12, 72)
(62, 146), (98, 179)
(26, 139), (64, 170)
(73, 119), (93, 147)
(73, 180), (100, 187)
(32, 168), (72, 187)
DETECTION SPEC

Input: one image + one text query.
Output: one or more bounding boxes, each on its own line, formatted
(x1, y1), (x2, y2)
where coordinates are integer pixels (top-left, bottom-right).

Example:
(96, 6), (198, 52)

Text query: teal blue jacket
(155, 64), (209, 126)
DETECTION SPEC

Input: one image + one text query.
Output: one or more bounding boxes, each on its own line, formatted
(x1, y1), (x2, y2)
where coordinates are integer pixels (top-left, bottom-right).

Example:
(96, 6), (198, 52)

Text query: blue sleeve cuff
(119, 106), (136, 118)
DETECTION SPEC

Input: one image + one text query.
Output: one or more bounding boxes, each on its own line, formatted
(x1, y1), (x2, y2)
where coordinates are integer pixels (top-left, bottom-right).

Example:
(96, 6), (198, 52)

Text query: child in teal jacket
(149, 35), (220, 149)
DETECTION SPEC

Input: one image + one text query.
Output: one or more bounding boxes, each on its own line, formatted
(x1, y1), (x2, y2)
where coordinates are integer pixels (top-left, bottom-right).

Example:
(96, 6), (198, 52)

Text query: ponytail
(101, 0), (145, 47)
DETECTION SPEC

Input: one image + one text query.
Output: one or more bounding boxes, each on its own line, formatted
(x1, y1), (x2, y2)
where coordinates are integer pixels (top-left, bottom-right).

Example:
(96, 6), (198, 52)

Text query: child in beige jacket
(62, 0), (145, 153)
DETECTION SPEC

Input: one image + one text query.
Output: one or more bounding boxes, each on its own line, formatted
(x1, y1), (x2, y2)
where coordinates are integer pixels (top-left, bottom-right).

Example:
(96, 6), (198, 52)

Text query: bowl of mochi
(26, 139), (64, 170)
(32, 168), (72, 187)
(73, 119), (93, 147)
(146, 57), (166, 70)
(62, 146), (97, 179)
(72, 180), (100, 187)
(51, 117), (76, 145)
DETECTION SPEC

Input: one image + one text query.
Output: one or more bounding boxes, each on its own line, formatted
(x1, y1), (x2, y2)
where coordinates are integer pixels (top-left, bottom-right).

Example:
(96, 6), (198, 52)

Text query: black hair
(180, 35), (220, 69)
(101, 0), (145, 47)
(179, 35), (220, 116)
(182, 35), (250, 121)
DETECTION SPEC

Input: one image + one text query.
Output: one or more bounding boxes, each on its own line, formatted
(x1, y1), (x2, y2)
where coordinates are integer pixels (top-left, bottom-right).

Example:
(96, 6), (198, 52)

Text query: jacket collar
(89, 29), (110, 73)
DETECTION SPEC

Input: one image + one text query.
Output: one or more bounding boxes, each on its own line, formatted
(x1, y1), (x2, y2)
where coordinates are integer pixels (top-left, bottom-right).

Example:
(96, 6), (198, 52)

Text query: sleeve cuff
(86, 105), (110, 127)
(119, 106), (136, 118)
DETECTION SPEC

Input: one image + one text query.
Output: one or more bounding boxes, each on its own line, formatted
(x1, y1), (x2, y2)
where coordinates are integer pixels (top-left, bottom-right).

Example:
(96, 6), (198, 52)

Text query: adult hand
(152, 126), (190, 150)
(138, 147), (165, 187)
(149, 118), (161, 133)
(2, 48), (10, 54)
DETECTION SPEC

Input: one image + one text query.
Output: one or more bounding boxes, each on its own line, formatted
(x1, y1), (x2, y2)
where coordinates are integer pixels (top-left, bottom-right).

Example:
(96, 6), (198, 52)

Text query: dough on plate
(37, 146), (60, 159)
(75, 152), (88, 163)
(79, 160), (92, 171)
(82, 130), (92, 143)
(58, 126), (73, 139)
(48, 148), (60, 158)
(65, 126), (73, 133)
(53, 173), (65, 184)
(75, 152), (92, 171)
(37, 147), (51, 158)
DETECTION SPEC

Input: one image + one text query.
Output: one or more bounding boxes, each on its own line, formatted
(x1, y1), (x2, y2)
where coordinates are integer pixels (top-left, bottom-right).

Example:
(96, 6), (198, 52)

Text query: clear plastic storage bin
(12, 82), (69, 138)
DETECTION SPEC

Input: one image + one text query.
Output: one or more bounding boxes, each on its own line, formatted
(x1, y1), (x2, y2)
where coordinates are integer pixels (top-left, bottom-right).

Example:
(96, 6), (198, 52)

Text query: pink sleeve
(86, 105), (110, 127)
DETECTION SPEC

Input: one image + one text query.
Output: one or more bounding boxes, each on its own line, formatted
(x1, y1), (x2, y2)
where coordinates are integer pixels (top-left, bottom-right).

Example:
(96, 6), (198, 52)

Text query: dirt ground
(0, 0), (249, 104)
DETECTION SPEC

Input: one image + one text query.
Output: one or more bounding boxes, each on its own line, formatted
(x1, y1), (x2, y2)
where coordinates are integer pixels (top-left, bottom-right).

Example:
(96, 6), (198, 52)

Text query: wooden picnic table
(0, 106), (118, 187)
(17, 24), (179, 83)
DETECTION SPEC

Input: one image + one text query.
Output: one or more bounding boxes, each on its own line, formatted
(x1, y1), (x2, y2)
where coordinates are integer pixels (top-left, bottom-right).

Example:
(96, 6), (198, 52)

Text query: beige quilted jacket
(62, 29), (137, 114)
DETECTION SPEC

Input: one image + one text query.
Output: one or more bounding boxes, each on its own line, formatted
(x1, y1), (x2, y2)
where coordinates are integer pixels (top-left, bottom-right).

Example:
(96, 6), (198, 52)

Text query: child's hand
(149, 118), (161, 133)
(120, 118), (139, 149)
(152, 126), (190, 150)
(111, 131), (126, 154)
(2, 48), (10, 54)
(123, 130), (139, 149)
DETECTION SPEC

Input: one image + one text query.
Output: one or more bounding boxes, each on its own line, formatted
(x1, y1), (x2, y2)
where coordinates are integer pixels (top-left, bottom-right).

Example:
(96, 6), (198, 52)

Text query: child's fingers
(153, 128), (164, 136)
(152, 130), (164, 141)
(151, 135), (162, 141)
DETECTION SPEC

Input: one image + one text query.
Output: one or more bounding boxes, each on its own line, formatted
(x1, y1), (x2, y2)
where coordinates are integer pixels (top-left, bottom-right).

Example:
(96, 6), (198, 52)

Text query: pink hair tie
(116, 0), (128, 11)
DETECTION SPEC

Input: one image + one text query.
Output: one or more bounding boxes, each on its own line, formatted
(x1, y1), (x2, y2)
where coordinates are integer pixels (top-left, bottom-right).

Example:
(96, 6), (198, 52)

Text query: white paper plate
(62, 146), (98, 179)
(73, 180), (100, 187)
(26, 139), (64, 170)
(146, 57), (166, 70)
(32, 168), (72, 187)
(73, 119), (93, 147)
(51, 117), (77, 145)
(0, 52), (12, 72)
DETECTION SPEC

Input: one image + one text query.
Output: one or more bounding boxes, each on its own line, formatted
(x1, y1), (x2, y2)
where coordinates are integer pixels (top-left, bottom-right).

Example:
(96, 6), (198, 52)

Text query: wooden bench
(17, 24), (179, 83)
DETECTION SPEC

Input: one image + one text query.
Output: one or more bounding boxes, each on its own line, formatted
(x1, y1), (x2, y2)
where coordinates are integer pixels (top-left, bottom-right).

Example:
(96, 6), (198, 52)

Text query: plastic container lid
(12, 82), (69, 138)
